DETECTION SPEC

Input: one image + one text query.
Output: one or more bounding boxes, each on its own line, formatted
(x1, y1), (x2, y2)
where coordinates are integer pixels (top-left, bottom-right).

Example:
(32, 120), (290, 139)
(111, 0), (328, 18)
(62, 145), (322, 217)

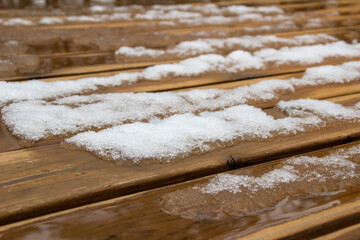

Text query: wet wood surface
(1, 142), (360, 240)
(1, 0), (360, 239)
(315, 222), (360, 240)
(0, 93), (359, 226)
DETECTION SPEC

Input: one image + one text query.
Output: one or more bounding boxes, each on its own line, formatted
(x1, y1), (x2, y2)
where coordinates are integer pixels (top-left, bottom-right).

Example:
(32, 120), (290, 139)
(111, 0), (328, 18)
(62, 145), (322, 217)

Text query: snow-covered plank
(314, 222), (360, 240)
(1, 70), (360, 154)
(1, 22), (359, 83)
(1, 62), (360, 145)
(0, 1), (346, 27)
(2, 45), (360, 106)
(2, 23), (359, 82)
(0, 93), (359, 225)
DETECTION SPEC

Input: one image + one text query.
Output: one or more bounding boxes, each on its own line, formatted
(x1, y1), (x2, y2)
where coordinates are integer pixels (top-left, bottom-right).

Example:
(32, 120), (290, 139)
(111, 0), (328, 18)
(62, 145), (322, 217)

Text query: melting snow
(1, 42), (360, 107)
(160, 145), (360, 220)
(200, 145), (360, 195)
(64, 99), (360, 163)
(115, 34), (337, 60)
(2, 61), (360, 143)
(0, 4), (286, 26)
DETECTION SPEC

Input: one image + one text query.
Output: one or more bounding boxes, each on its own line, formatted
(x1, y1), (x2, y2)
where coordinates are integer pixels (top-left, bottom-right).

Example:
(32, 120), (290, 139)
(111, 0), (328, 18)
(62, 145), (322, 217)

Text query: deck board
(0, 93), (359, 225)
(1, 0), (360, 238)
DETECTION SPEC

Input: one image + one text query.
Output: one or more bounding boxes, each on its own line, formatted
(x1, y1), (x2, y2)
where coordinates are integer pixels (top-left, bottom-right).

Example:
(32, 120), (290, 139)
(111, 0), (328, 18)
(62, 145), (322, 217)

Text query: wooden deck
(1, 0), (360, 239)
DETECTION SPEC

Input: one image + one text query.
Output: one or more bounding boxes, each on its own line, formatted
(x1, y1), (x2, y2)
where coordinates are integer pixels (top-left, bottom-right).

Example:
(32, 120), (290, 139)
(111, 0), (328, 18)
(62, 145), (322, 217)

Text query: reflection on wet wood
(1, 7), (360, 80)
(0, 142), (359, 240)
(314, 222), (360, 240)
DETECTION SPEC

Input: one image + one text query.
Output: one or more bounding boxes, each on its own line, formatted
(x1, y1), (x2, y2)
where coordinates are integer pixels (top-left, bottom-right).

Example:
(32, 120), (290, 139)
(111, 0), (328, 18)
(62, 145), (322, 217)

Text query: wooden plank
(0, 0), (358, 19)
(2, 73), (360, 151)
(242, 200), (360, 240)
(27, 25), (360, 60)
(2, 23), (360, 83)
(314, 222), (360, 240)
(0, 15), (356, 76)
(3, 3), (355, 32)
(1, 1), (360, 237)
(4, 58), (359, 99)
(1, 71), (360, 154)
(0, 141), (359, 239)
(2, 46), (360, 97)
(2, 0), (354, 23)
(0, 93), (359, 225)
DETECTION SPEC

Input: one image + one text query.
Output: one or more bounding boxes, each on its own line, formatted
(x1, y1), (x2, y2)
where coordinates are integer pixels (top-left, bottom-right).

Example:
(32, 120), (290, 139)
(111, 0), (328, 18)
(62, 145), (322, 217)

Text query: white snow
(90, 5), (108, 13)
(244, 20), (298, 33)
(277, 99), (360, 120)
(1, 56), (360, 108)
(176, 14), (289, 26)
(115, 46), (165, 58)
(0, 4), (286, 26)
(64, 99), (360, 162)
(200, 166), (299, 194)
(39, 17), (64, 25)
(254, 41), (360, 66)
(115, 34), (338, 59)
(135, 10), (202, 20)
(3, 61), (360, 143)
(3, 18), (34, 26)
(199, 145), (360, 195)
(152, 4), (221, 15)
(222, 5), (284, 15)
(65, 13), (132, 22)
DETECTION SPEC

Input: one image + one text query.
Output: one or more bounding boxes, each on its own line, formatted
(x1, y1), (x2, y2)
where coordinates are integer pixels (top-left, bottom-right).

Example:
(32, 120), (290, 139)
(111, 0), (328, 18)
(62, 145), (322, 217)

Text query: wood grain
(0, 93), (359, 225)
(314, 222), (360, 240)
(6, 0), (355, 25)
(0, 141), (359, 240)
(1, 1), (360, 238)
(1, 73), (359, 154)
(1, 25), (359, 82)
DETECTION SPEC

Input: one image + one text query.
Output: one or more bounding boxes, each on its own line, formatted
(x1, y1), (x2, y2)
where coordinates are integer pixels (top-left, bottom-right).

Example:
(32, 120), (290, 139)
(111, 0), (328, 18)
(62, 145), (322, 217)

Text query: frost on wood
(64, 99), (360, 163)
(1, 42), (360, 107)
(115, 34), (337, 62)
(2, 61), (360, 144)
(160, 145), (360, 220)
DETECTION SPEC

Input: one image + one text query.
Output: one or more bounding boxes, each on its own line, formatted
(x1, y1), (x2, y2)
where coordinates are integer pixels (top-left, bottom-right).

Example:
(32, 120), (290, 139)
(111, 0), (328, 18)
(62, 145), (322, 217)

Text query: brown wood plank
(1, 11), (358, 72)
(0, 0), (357, 19)
(7, 58), (360, 96)
(1, 71), (360, 154)
(1, 1), (360, 237)
(0, 93), (359, 225)
(2, 24), (360, 83)
(27, 25), (360, 60)
(3, 0), (355, 23)
(242, 200), (360, 240)
(314, 222), (360, 240)
(0, 141), (359, 239)
(3, 2), (355, 33)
